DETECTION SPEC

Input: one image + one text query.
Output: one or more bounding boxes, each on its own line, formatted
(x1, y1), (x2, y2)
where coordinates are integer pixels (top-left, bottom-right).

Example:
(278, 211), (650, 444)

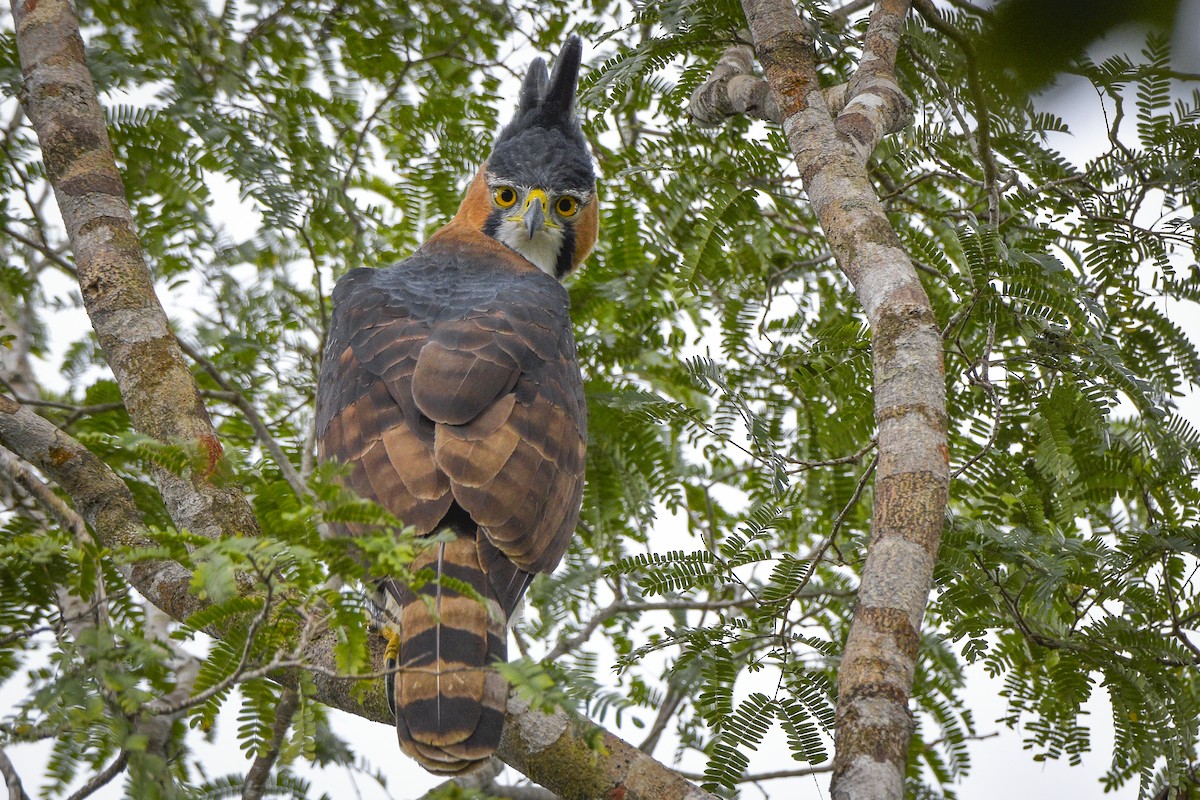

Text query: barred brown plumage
(314, 35), (595, 774)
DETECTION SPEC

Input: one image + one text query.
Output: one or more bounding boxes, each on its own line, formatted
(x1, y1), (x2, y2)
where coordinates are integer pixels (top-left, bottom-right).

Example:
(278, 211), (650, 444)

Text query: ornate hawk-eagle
(315, 37), (594, 774)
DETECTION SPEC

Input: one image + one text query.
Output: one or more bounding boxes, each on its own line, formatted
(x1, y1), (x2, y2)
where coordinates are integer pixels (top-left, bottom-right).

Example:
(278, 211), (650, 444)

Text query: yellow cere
(523, 188), (549, 211)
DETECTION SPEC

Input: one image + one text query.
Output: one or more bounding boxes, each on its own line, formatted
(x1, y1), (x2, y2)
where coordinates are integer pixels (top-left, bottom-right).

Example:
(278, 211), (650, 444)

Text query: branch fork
(690, 14), (911, 160)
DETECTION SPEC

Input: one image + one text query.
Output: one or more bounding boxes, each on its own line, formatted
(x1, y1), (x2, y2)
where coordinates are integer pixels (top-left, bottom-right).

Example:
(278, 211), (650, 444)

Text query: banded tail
(383, 515), (532, 774)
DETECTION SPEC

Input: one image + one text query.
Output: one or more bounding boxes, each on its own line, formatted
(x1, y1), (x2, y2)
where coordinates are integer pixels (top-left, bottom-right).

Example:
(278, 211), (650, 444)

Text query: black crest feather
(543, 35), (582, 118)
(518, 57), (549, 116)
(488, 35), (594, 192)
(495, 35), (584, 145)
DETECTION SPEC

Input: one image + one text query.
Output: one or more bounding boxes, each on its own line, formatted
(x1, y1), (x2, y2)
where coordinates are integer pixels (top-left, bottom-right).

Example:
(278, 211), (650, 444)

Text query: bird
(314, 36), (594, 775)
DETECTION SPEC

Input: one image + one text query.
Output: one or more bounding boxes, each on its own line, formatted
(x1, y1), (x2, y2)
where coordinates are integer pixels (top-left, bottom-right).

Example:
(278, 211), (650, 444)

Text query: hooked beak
(523, 199), (545, 239)
(520, 188), (549, 239)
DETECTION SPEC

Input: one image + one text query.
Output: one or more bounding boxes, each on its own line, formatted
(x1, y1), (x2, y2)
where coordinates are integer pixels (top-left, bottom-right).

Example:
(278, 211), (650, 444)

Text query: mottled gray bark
(697, 2), (949, 799)
(11, 0), (259, 545)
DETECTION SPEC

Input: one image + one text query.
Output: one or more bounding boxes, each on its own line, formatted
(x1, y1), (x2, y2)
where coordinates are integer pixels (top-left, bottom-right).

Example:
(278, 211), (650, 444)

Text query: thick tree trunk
(698, 2), (950, 798)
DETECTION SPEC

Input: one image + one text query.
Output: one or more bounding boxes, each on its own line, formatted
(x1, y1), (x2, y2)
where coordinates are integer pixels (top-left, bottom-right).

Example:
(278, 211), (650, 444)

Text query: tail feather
(386, 529), (510, 774)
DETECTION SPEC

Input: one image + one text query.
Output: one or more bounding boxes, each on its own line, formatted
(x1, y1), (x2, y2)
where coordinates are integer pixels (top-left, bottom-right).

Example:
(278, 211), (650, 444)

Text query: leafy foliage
(0, 1), (1197, 798)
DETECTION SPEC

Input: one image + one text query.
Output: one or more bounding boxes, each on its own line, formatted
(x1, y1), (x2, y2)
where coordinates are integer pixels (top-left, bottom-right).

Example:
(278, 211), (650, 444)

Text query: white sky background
(3, 2), (1200, 799)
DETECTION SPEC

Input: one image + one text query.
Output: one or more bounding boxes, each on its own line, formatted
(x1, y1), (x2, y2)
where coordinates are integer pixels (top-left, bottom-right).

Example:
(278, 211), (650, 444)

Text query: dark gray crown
(488, 36), (594, 192)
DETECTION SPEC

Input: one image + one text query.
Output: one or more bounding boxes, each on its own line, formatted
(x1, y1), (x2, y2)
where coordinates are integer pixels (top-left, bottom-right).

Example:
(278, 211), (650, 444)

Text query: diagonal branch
(11, 0), (260, 545)
(0, 393), (201, 620)
(178, 338), (308, 499)
(0, 747), (32, 800)
(63, 752), (127, 800)
(242, 687), (300, 800)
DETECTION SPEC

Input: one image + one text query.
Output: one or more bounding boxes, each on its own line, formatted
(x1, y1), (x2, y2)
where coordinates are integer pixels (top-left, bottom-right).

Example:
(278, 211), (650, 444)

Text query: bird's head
(463, 36), (597, 279)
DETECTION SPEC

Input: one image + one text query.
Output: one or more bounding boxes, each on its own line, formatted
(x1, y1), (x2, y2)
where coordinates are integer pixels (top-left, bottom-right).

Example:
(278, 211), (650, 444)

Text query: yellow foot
(384, 630), (400, 720)
(384, 630), (401, 665)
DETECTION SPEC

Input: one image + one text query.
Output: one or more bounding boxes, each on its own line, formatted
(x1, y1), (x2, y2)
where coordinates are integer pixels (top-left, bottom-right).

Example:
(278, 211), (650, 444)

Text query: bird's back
(316, 227), (586, 773)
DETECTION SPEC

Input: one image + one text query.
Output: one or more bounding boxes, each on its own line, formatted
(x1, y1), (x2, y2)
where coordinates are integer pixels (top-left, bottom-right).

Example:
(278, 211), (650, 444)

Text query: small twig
(544, 599), (622, 663)
(830, 0), (875, 21)
(782, 452), (878, 612)
(0, 590), (124, 648)
(0, 394), (125, 416)
(679, 763), (835, 782)
(0, 224), (77, 277)
(146, 578), (276, 717)
(912, 0), (1001, 224)
(785, 437), (877, 475)
(242, 687), (300, 800)
(924, 730), (1000, 749)
(177, 339), (307, 499)
(545, 596), (759, 662)
(63, 752), (127, 800)
(638, 681), (688, 755)
(952, 320), (1001, 479)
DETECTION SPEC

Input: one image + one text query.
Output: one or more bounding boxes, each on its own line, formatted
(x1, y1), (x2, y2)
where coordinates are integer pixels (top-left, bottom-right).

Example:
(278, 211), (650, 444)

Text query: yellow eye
(555, 196), (579, 217)
(493, 187), (517, 208)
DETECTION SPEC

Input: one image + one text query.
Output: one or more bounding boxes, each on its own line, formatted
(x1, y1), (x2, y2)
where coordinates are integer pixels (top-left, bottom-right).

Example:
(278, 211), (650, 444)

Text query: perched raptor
(315, 37), (595, 774)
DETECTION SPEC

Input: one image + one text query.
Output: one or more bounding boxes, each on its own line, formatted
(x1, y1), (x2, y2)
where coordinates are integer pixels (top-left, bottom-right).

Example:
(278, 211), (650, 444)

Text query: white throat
(495, 220), (564, 276)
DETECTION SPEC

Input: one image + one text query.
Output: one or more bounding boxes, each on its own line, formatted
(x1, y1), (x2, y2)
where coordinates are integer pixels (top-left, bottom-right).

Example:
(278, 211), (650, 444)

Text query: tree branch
(708, 2), (950, 799)
(63, 752), (127, 800)
(11, 0), (260, 545)
(0, 394), (205, 618)
(497, 694), (717, 800)
(838, 0), (914, 159)
(178, 338), (308, 499)
(0, 747), (32, 800)
(0, 222), (77, 276)
(689, 41), (852, 128)
(242, 687), (299, 800)
(0, 396), (715, 800)
(690, 42), (782, 126)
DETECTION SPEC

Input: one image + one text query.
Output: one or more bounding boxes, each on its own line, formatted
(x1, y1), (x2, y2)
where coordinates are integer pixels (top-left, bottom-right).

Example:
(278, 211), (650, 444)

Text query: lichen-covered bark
(690, 43), (783, 125)
(690, 43), (856, 128)
(499, 695), (718, 800)
(0, 394), (199, 619)
(724, 2), (949, 798)
(11, 0), (257, 543)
